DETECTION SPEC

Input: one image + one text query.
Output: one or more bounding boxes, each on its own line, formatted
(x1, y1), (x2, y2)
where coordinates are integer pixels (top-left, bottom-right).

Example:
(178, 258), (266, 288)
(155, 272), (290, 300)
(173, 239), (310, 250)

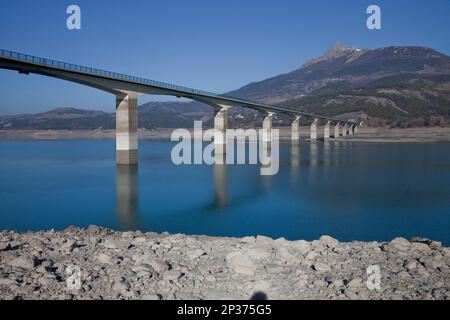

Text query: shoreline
(0, 227), (449, 300)
(1, 127), (450, 143)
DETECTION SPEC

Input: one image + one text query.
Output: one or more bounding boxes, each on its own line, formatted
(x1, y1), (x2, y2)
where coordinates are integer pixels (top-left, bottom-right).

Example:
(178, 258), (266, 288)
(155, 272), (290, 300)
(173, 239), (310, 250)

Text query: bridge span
(0, 49), (360, 165)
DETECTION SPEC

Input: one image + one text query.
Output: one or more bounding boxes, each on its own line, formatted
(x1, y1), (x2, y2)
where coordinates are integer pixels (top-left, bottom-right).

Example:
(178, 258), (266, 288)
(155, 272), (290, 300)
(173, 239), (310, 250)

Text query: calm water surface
(0, 140), (449, 245)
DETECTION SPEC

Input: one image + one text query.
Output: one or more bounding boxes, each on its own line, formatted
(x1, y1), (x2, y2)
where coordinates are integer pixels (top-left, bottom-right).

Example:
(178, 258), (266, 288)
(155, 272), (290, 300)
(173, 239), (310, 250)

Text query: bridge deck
(0, 49), (357, 125)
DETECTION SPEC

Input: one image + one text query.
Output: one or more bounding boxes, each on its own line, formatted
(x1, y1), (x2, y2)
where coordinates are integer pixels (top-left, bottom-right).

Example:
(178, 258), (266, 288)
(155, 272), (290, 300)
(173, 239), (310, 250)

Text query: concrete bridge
(0, 49), (360, 165)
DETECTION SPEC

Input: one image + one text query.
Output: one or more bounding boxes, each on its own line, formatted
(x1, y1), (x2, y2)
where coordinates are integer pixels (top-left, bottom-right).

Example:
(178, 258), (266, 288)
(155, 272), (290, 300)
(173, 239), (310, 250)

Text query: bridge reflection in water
(214, 154), (228, 207)
(114, 142), (340, 230)
(116, 165), (139, 230)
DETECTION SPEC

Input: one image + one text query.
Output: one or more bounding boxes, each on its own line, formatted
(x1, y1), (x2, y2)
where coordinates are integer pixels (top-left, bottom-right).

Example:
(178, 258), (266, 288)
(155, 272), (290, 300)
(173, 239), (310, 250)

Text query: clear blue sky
(0, 0), (449, 115)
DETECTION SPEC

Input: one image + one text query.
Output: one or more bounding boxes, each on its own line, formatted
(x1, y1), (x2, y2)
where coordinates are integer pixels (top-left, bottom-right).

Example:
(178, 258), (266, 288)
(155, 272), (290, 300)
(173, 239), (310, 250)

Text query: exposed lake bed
(0, 227), (449, 300)
(1, 126), (450, 143)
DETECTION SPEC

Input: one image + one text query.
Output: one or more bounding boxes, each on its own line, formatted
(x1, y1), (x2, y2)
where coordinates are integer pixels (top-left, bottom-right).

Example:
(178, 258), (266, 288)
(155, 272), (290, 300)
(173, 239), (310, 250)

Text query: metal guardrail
(0, 48), (358, 125)
(0, 48), (216, 97)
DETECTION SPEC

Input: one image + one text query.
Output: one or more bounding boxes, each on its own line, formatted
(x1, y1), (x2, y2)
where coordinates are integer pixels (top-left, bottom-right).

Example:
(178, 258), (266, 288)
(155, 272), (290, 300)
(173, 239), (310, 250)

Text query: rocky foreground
(0, 227), (449, 300)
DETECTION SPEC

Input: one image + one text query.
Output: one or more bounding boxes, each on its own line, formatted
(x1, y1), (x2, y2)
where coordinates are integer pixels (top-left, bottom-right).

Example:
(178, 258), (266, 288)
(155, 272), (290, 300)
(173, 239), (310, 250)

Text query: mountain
(227, 43), (450, 104)
(227, 43), (450, 126)
(0, 107), (115, 130)
(2, 43), (450, 129)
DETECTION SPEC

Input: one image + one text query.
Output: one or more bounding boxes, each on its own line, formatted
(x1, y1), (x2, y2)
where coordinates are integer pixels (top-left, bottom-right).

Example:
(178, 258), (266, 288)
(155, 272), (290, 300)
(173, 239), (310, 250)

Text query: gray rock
(291, 240), (311, 255)
(347, 278), (362, 289)
(62, 240), (77, 253)
(131, 264), (154, 273)
(255, 235), (273, 244)
(390, 237), (411, 251)
(163, 270), (181, 281)
(141, 294), (161, 300)
(5, 255), (36, 269)
(319, 235), (340, 248)
(226, 251), (256, 275)
(411, 237), (442, 250)
(112, 278), (130, 293)
(305, 251), (318, 261)
(245, 247), (271, 261)
(313, 262), (331, 272)
(275, 246), (299, 264)
(186, 249), (205, 260)
(405, 260), (417, 271)
(142, 258), (167, 274)
(0, 242), (9, 251)
(96, 253), (113, 264)
(240, 236), (256, 244)
(103, 238), (130, 250)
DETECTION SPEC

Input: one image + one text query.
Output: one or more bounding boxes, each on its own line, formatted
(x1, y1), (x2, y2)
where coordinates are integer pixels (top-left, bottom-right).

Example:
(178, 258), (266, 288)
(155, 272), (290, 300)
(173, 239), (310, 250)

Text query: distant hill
(1, 43), (450, 129)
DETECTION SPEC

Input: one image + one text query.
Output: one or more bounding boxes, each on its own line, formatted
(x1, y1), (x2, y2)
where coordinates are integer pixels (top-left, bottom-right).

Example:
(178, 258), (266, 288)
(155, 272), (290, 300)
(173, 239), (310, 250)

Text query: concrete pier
(310, 119), (318, 141)
(342, 124), (348, 137)
(116, 93), (138, 165)
(324, 121), (331, 140)
(214, 106), (228, 154)
(333, 123), (340, 138)
(263, 112), (273, 142)
(291, 116), (300, 142)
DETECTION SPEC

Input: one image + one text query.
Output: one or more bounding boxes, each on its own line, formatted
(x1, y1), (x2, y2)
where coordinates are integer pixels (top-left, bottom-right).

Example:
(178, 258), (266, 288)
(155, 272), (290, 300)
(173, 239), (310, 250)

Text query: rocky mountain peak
(303, 43), (363, 68)
(324, 43), (350, 58)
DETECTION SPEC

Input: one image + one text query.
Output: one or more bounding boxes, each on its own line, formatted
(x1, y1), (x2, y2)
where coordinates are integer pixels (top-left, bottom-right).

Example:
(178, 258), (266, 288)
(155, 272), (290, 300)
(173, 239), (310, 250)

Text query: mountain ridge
(1, 43), (450, 129)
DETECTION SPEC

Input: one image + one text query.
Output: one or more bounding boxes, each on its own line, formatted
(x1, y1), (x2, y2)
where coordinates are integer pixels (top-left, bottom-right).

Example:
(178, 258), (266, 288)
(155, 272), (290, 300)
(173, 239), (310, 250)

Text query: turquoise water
(0, 140), (450, 245)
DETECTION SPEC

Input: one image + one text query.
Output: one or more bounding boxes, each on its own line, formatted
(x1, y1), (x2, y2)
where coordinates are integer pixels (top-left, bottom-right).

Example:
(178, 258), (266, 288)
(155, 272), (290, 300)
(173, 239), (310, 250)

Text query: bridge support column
(116, 93), (138, 165)
(324, 121), (331, 140)
(333, 123), (340, 138)
(262, 113), (273, 149)
(291, 116), (300, 142)
(342, 124), (348, 137)
(214, 106), (228, 154)
(348, 125), (354, 135)
(310, 119), (318, 141)
(354, 125), (358, 135)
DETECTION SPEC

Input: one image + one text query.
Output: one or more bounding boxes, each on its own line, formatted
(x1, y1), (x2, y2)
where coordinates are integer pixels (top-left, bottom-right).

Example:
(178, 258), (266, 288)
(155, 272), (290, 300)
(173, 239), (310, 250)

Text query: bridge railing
(1, 48), (358, 125)
(0, 48), (216, 98)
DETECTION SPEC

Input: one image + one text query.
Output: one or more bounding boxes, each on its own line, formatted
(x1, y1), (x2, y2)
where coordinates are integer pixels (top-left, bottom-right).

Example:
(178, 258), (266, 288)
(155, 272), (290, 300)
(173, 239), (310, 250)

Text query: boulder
(390, 237), (411, 251)
(226, 251), (256, 275)
(319, 235), (340, 248)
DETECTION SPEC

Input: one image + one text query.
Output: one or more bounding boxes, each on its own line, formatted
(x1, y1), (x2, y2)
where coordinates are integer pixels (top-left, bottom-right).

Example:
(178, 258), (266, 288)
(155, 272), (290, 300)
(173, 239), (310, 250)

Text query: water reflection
(324, 141), (331, 169)
(310, 142), (318, 168)
(116, 165), (139, 230)
(214, 155), (228, 207)
(290, 143), (300, 186)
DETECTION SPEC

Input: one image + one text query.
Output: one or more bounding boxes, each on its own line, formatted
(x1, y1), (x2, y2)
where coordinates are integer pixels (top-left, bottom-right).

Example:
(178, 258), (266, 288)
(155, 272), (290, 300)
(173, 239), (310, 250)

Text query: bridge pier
(324, 121), (331, 140)
(342, 124), (348, 137)
(291, 116), (300, 142)
(116, 93), (138, 165)
(262, 113), (273, 149)
(348, 124), (354, 135)
(354, 125), (358, 135)
(310, 119), (318, 141)
(333, 123), (340, 138)
(214, 106), (228, 154)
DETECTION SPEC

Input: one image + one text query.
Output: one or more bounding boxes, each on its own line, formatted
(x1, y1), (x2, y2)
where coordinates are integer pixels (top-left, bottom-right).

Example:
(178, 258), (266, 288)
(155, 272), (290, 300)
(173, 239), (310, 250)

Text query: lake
(1, 139), (450, 245)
